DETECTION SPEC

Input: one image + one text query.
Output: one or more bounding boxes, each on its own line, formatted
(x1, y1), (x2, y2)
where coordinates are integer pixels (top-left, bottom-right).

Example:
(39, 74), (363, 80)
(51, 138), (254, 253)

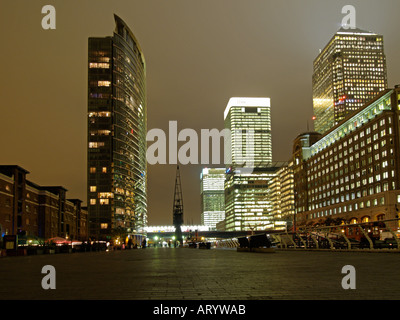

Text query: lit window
(90, 167), (96, 173)
(89, 62), (110, 69)
(102, 167), (107, 173)
(100, 223), (108, 229)
(89, 142), (105, 148)
(96, 130), (111, 136)
(98, 81), (111, 87)
(89, 112), (111, 118)
(98, 192), (113, 199)
(90, 199), (96, 205)
(90, 186), (96, 192)
(99, 199), (109, 205)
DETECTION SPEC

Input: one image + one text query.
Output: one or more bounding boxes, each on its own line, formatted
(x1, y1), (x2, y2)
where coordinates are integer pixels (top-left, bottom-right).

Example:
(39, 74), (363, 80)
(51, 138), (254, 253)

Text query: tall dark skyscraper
(87, 15), (147, 241)
(313, 27), (387, 134)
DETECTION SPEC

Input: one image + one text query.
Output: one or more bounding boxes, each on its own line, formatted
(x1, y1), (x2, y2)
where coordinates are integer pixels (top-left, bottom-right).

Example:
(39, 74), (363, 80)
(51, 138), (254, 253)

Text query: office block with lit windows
(267, 162), (295, 231)
(294, 87), (400, 233)
(222, 97), (285, 231)
(313, 27), (387, 134)
(200, 168), (225, 230)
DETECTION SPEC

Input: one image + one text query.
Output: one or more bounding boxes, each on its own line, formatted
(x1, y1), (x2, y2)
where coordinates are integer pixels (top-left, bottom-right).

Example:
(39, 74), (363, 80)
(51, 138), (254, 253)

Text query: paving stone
(0, 247), (399, 300)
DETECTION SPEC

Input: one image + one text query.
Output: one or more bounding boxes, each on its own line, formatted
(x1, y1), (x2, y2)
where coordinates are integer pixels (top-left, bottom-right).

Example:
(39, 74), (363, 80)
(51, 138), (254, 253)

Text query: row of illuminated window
(311, 104), (391, 156)
(98, 81), (111, 87)
(309, 156), (393, 179)
(346, 52), (384, 59)
(309, 145), (394, 176)
(90, 198), (110, 205)
(310, 133), (391, 168)
(337, 78), (385, 84)
(90, 130), (111, 136)
(342, 84), (386, 90)
(335, 45), (383, 50)
(89, 167), (108, 173)
(308, 197), (386, 220)
(308, 164), (394, 193)
(343, 74), (385, 80)
(343, 60), (384, 65)
(89, 62), (110, 69)
(343, 62), (385, 68)
(88, 112), (111, 117)
(309, 181), (395, 207)
(89, 142), (105, 148)
(88, 188), (113, 198)
(337, 36), (383, 42)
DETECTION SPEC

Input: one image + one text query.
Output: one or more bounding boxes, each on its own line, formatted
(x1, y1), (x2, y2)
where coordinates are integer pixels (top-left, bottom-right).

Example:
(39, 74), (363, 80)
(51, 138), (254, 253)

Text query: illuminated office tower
(224, 165), (284, 231)
(223, 97), (283, 231)
(200, 168), (225, 230)
(87, 15), (147, 241)
(224, 97), (272, 168)
(313, 27), (387, 134)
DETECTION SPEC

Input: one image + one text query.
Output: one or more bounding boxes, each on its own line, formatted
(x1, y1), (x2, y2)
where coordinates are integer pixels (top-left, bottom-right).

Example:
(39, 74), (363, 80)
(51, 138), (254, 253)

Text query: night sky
(1, 0), (400, 226)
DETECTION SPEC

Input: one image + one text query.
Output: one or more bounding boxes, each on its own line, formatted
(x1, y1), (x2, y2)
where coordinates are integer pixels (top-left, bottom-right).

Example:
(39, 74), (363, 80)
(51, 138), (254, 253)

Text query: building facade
(200, 168), (225, 230)
(312, 27), (387, 134)
(0, 165), (88, 241)
(224, 97), (272, 167)
(267, 161), (295, 231)
(88, 15), (147, 241)
(224, 165), (285, 231)
(294, 87), (400, 233)
(223, 97), (277, 231)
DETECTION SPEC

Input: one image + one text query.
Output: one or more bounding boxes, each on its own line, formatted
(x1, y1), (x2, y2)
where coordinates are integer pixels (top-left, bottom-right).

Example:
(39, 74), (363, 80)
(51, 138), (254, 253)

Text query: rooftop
(224, 97), (270, 120)
(336, 26), (377, 35)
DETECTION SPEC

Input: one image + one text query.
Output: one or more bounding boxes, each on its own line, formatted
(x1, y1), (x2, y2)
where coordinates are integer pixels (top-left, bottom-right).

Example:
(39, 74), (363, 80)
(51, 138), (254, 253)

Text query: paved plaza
(0, 247), (399, 300)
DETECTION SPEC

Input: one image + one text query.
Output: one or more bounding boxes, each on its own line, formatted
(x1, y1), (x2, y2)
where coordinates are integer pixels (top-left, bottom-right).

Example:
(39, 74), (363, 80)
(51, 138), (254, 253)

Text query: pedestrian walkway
(0, 247), (399, 300)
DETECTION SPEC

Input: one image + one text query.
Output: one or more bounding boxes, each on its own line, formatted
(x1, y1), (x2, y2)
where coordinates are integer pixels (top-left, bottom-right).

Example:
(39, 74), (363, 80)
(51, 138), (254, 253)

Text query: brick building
(0, 165), (88, 241)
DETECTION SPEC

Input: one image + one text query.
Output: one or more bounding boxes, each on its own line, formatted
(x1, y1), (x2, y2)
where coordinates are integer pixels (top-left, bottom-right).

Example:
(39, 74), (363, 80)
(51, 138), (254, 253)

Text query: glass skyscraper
(87, 15), (147, 241)
(313, 27), (387, 134)
(200, 168), (225, 230)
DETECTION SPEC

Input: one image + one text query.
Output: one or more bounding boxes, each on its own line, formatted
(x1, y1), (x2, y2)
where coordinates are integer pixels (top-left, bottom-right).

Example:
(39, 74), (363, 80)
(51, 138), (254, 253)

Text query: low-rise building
(0, 165), (88, 241)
